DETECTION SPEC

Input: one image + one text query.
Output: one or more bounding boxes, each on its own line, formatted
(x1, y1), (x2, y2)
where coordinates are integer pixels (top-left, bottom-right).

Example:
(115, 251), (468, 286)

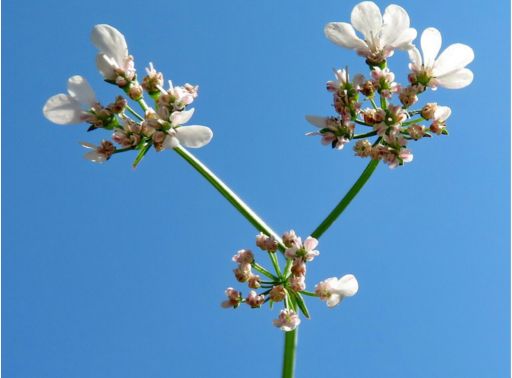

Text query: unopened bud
(269, 285), (286, 302)
(421, 103), (438, 120)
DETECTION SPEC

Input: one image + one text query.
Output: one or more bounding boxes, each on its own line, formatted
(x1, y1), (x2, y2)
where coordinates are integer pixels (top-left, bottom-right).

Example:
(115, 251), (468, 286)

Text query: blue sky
(3, 0), (510, 377)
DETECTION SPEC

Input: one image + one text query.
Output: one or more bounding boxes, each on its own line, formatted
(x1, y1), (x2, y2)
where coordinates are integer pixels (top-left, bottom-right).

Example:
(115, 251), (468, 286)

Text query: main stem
(282, 329), (298, 378)
(310, 159), (379, 239)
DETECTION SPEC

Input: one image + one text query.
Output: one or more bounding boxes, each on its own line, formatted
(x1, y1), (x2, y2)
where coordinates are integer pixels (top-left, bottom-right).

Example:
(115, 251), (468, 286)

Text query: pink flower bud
(248, 274), (261, 289)
(245, 290), (265, 308)
(269, 285), (287, 302)
(233, 263), (252, 282)
(232, 249), (254, 264)
(221, 287), (242, 308)
(290, 275), (306, 292)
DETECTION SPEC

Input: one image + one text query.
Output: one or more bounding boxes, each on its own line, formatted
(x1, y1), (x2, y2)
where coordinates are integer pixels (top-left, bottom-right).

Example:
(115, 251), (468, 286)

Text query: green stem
(282, 328), (298, 378)
(369, 98), (378, 110)
(253, 262), (278, 281)
(173, 146), (284, 249)
(354, 119), (372, 127)
(402, 117), (425, 126)
(269, 252), (283, 278)
(353, 130), (377, 139)
(310, 159), (379, 239)
(125, 105), (144, 121)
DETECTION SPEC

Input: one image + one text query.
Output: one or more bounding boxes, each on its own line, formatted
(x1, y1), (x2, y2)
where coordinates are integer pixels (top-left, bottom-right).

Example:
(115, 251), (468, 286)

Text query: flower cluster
(43, 25), (213, 167)
(222, 231), (358, 332)
(308, 1), (474, 168)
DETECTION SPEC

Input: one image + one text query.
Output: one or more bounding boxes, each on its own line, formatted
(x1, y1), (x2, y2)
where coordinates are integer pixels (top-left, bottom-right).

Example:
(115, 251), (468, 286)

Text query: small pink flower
(315, 274), (359, 308)
(232, 249), (254, 264)
(221, 288), (242, 309)
(233, 263), (252, 282)
(269, 285), (287, 302)
(291, 259), (307, 276)
(255, 233), (278, 252)
(430, 106), (451, 135)
(245, 290), (265, 308)
(282, 230), (299, 248)
(285, 236), (320, 262)
(290, 275), (306, 292)
(273, 309), (301, 332)
(248, 275), (261, 289)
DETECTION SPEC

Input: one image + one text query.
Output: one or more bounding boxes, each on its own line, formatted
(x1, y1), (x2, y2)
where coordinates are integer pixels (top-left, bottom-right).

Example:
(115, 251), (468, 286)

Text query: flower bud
(407, 124), (426, 140)
(289, 275), (306, 292)
(245, 290), (265, 308)
(282, 230), (299, 248)
(421, 103), (438, 120)
(353, 139), (373, 158)
(233, 263), (252, 282)
(269, 285), (286, 302)
(248, 274), (261, 289)
(273, 309), (301, 332)
(232, 249), (254, 264)
(221, 287), (242, 309)
(128, 84), (143, 101)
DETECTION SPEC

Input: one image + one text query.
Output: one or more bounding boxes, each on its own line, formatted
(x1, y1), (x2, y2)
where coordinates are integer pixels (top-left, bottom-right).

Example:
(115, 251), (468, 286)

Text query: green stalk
(173, 146), (284, 247)
(282, 328), (298, 378)
(310, 159), (379, 239)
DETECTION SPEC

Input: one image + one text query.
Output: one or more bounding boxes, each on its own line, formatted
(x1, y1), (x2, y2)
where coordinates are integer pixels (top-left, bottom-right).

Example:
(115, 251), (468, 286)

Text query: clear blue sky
(3, 0), (510, 377)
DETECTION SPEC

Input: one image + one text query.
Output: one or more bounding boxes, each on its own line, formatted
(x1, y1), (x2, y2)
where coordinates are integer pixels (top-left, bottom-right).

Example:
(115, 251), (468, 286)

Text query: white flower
(284, 236), (320, 262)
(163, 108), (213, 149)
(43, 76), (97, 125)
(91, 24), (134, 82)
(408, 28), (474, 89)
(324, 1), (416, 64)
(315, 274), (359, 308)
(80, 140), (115, 163)
(305, 116), (353, 150)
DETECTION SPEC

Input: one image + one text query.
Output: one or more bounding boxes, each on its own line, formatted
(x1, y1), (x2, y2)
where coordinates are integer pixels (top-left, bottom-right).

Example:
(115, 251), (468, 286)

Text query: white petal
(433, 43), (474, 77)
(305, 115), (328, 128)
(170, 108), (195, 126)
(324, 22), (366, 50)
(351, 1), (382, 40)
(80, 141), (97, 149)
(303, 237), (318, 251)
(421, 28), (442, 68)
(43, 94), (83, 125)
(91, 24), (128, 67)
(381, 4), (410, 46)
(67, 76), (96, 106)
(326, 294), (342, 308)
(163, 134), (180, 149)
(84, 150), (106, 163)
(434, 106), (452, 122)
(175, 126), (213, 148)
(391, 28), (417, 50)
(96, 54), (116, 80)
(334, 274), (359, 297)
(408, 46), (422, 69)
(436, 68), (474, 89)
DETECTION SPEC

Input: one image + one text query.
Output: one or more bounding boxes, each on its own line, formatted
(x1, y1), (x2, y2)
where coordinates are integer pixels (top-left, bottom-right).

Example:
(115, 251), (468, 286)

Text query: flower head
(324, 1), (416, 65)
(221, 288), (242, 309)
(272, 309), (301, 332)
(315, 274), (359, 308)
(408, 28), (474, 90)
